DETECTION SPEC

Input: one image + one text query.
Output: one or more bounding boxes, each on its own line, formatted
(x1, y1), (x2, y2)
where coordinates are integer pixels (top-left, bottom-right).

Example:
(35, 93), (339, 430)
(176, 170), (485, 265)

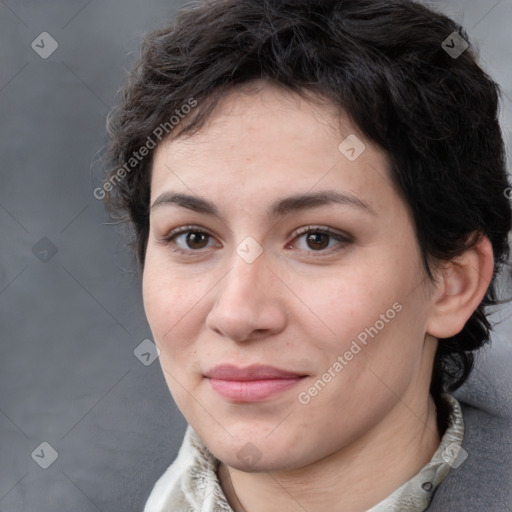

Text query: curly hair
(101, 0), (512, 428)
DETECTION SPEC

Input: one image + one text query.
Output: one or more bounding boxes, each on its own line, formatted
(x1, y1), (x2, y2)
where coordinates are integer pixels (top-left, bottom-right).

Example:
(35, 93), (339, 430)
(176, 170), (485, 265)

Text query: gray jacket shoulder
(428, 402), (512, 511)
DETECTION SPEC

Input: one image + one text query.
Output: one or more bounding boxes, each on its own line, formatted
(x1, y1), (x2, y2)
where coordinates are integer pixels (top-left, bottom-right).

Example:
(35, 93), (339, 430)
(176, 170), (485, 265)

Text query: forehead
(150, 84), (395, 214)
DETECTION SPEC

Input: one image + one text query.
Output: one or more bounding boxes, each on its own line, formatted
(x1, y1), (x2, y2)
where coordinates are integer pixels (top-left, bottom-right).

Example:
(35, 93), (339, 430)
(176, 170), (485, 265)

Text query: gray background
(0, 1), (511, 511)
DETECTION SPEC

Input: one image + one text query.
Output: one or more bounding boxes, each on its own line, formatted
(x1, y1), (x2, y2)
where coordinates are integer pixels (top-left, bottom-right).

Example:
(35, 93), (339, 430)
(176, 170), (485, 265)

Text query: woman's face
(142, 82), (438, 472)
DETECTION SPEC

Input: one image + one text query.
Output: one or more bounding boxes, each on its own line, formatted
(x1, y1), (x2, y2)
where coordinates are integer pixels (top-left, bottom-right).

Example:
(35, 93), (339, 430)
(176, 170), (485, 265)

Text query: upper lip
(205, 364), (306, 381)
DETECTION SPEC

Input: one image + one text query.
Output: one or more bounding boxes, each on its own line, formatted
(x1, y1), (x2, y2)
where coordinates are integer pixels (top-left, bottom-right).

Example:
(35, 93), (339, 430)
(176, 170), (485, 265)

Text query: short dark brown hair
(102, 0), (512, 425)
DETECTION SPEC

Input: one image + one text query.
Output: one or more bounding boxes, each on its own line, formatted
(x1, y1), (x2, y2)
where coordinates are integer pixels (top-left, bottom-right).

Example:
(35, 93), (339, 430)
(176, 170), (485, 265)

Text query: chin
(197, 425), (310, 473)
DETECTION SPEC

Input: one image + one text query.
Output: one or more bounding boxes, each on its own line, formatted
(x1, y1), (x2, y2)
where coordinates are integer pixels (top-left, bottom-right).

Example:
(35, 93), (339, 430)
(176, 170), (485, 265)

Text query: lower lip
(208, 377), (305, 402)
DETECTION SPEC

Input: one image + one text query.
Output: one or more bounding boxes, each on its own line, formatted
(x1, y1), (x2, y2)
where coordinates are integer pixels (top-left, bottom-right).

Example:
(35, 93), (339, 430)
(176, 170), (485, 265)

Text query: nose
(205, 248), (287, 342)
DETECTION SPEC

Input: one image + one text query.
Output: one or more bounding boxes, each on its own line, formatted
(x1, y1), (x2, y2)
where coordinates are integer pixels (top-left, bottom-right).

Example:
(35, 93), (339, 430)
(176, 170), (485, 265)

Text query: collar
(144, 394), (464, 512)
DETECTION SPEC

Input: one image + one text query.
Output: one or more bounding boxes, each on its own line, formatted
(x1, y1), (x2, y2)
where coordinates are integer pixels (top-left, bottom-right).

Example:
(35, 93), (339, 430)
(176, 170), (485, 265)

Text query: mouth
(204, 364), (308, 402)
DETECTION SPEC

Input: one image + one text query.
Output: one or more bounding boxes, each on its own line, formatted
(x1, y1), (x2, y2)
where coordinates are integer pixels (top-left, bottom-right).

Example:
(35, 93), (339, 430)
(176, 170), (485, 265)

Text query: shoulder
(427, 400), (512, 511)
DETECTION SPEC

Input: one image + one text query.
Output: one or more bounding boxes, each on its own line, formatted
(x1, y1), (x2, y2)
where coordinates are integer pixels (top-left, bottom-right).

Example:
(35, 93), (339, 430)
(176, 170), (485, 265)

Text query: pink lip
(205, 365), (307, 402)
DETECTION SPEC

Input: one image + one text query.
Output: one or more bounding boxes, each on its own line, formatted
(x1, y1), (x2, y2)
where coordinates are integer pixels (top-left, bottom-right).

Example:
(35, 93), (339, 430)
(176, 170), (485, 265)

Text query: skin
(142, 80), (494, 511)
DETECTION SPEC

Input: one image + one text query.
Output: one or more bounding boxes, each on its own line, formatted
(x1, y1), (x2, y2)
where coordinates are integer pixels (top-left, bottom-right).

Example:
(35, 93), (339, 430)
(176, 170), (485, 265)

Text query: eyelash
(158, 224), (352, 258)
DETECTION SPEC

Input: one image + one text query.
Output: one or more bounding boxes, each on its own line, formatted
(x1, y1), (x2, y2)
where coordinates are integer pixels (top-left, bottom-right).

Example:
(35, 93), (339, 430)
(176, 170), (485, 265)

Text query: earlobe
(426, 234), (494, 339)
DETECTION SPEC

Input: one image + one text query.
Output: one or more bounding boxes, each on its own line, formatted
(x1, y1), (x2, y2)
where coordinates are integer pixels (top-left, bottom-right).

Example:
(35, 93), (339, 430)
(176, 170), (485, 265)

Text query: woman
(102, 0), (512, 510)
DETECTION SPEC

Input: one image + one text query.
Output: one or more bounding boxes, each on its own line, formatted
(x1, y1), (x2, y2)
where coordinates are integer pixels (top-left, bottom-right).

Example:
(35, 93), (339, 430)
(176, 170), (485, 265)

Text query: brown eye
(289, 226), (352, 256)
(160, 225), (351, 258)
(305, 232), (330, 251)
(185, 231), (210, 249)
(159, 225), (218, 254)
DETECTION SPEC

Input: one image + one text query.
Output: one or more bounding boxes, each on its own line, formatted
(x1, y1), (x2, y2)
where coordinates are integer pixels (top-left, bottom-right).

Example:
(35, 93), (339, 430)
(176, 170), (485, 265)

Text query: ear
(426, 234), (494, 339)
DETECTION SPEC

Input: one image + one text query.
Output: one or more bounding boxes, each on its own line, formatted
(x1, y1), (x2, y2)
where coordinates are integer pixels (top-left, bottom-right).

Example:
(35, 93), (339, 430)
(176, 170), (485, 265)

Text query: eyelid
(161, 224), (351, 241)
(157, 224), (219, 247)
(158, 224), (353, 255)
(291, 225), (353, 242)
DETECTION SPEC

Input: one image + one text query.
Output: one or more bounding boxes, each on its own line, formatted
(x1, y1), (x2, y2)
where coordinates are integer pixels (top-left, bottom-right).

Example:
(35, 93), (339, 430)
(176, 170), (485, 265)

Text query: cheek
(142, 263), (205, 405)
(298, 265), (402, 339)
(302, 258), (426, 376)
(142, 258), (199, 350)
(142, 268), (170, 336)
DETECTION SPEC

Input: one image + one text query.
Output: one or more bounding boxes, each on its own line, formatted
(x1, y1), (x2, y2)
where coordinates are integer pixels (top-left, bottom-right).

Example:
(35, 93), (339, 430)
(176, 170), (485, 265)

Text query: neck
(219, 393), (440, 512)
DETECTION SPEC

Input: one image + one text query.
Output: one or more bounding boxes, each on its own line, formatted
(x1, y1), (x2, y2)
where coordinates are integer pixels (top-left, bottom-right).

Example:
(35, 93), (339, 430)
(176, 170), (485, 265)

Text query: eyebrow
(150, 190), (376, 218)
